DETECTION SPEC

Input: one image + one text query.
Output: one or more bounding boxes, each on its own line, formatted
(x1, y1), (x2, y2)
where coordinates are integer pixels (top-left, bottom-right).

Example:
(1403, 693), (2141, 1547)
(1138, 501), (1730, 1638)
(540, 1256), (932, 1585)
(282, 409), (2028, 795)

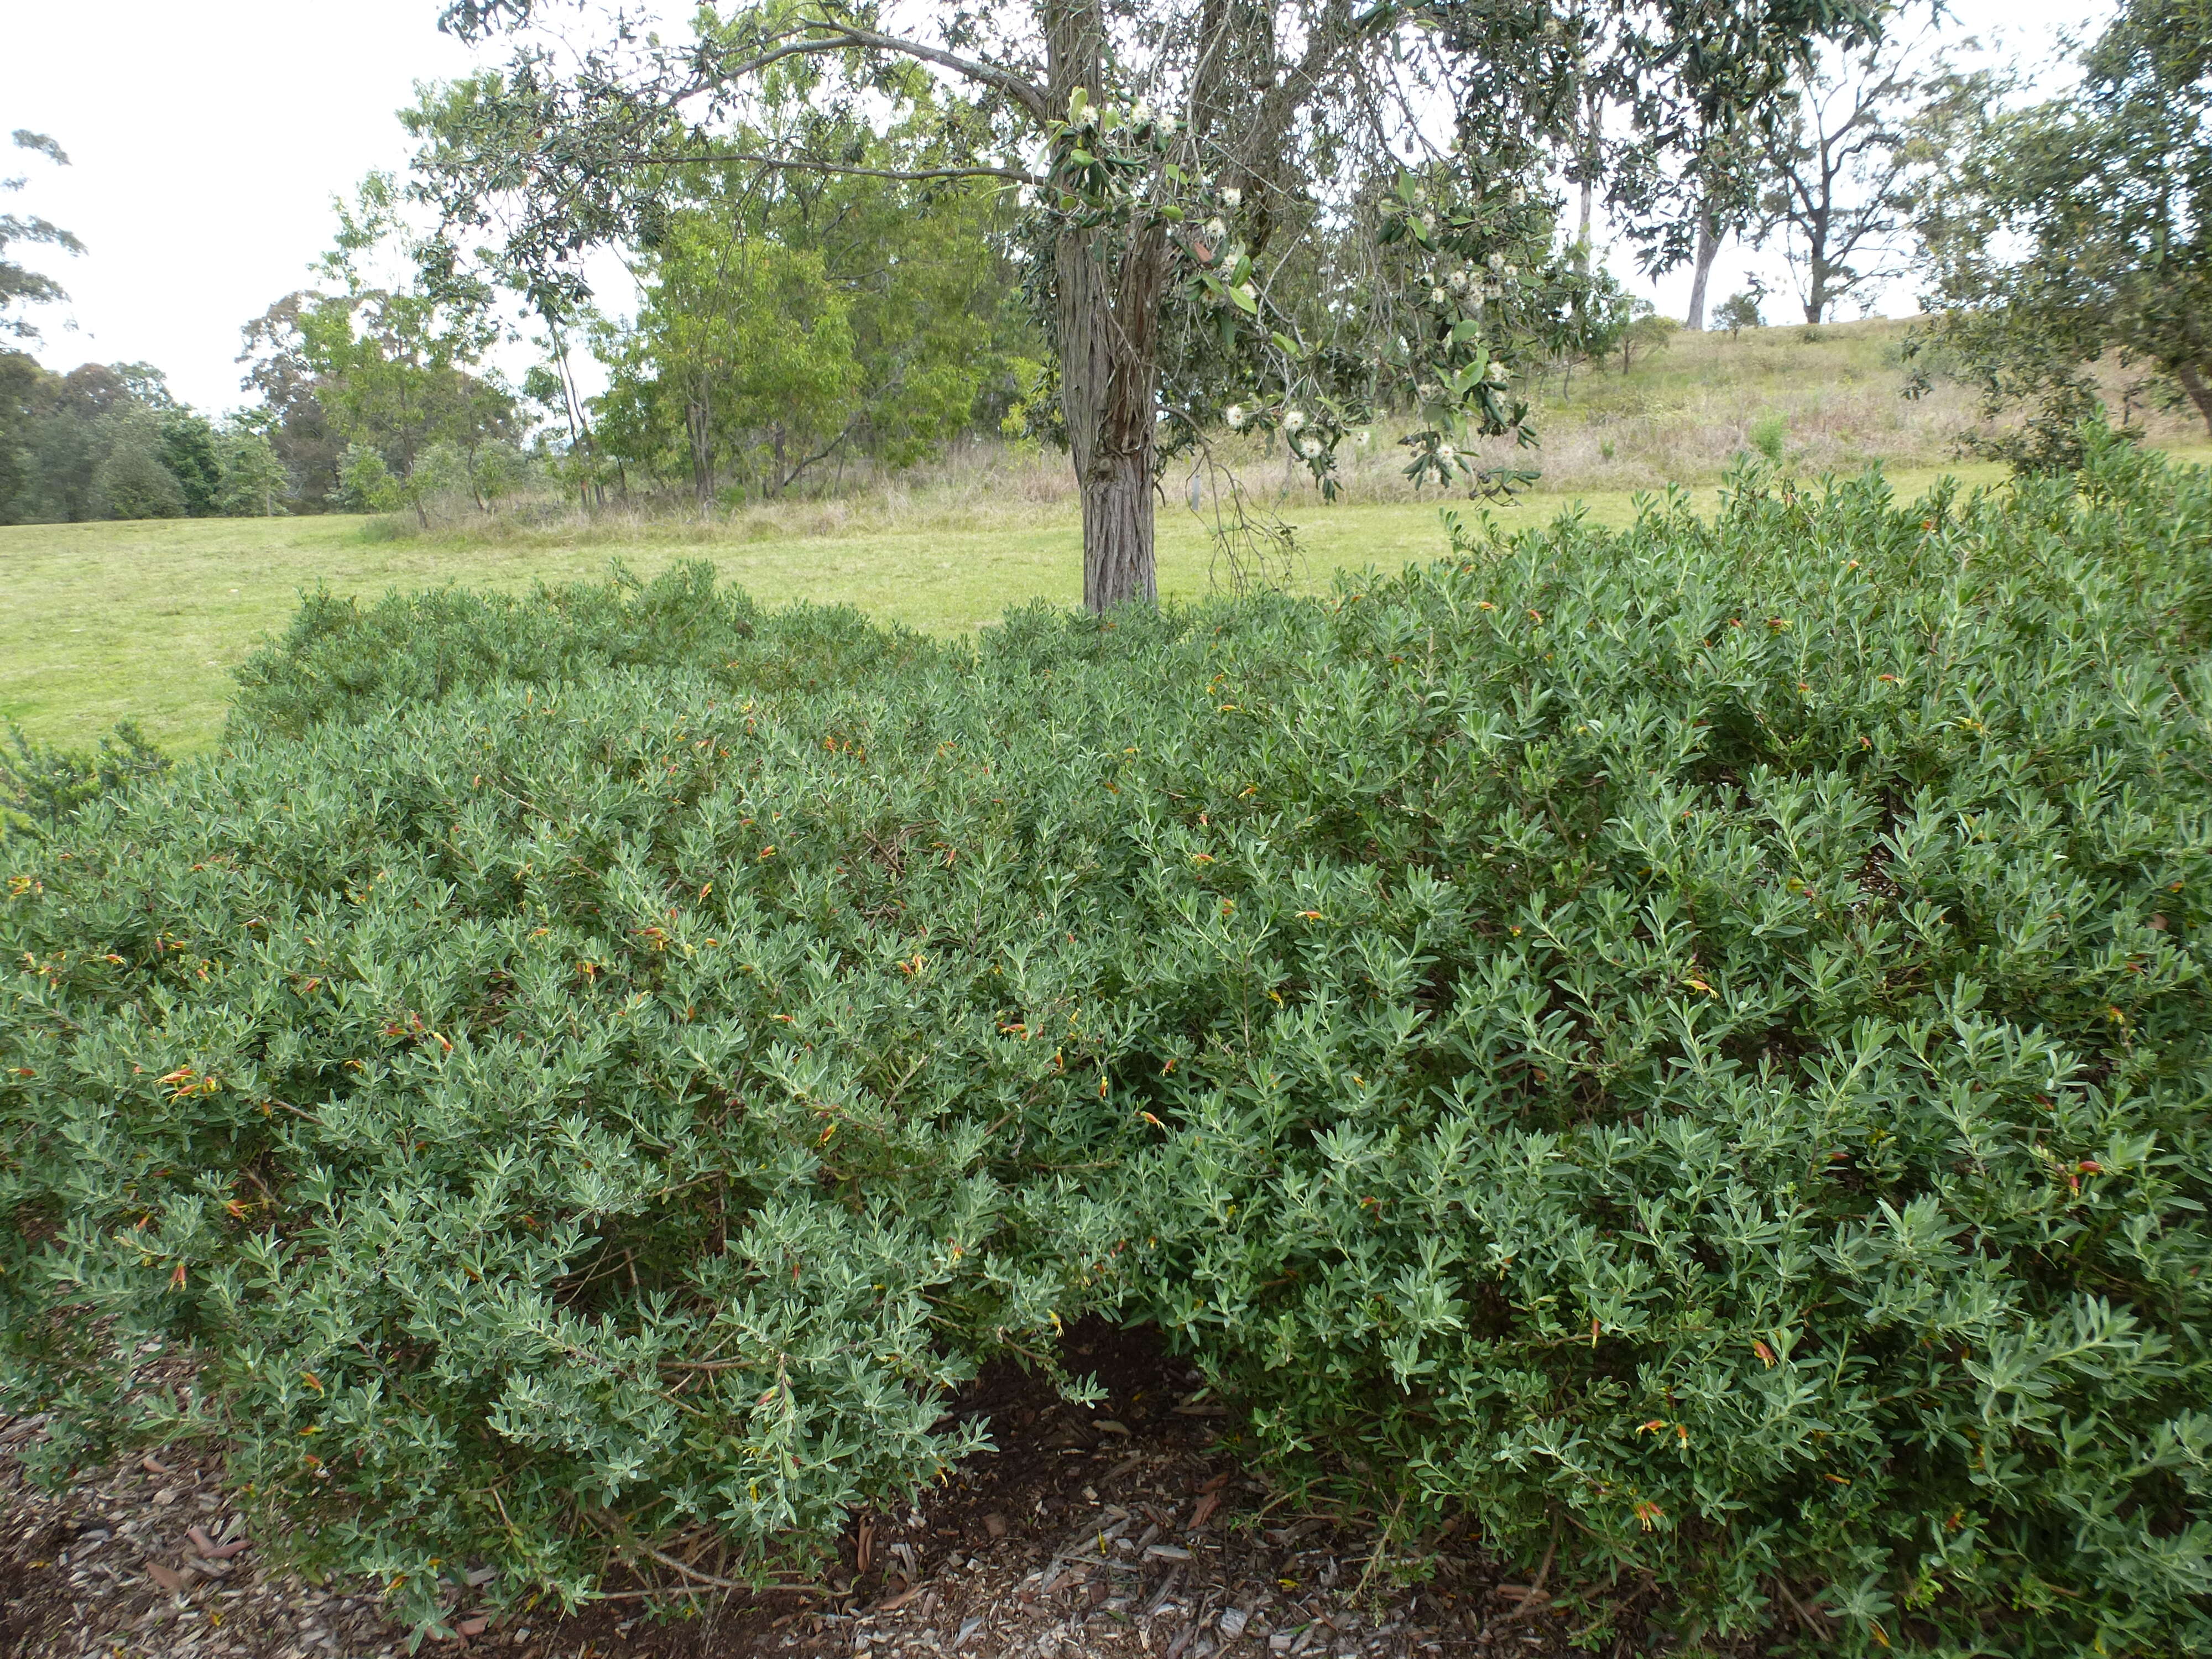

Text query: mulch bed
(1, 1326), (1605, 1659)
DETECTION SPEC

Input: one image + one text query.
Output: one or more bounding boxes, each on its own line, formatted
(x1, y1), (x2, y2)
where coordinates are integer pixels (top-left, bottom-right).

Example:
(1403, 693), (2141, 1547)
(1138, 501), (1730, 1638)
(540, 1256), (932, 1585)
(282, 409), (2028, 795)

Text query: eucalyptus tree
(1908, 0), (2212, 467)
(1750, 35), (1930, 326)
(422, 0), (1885, 609)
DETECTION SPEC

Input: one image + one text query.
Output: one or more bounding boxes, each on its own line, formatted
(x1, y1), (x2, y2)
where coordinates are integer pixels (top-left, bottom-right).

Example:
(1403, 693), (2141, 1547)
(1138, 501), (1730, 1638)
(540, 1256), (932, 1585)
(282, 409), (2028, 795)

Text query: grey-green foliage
(0, 721), (170, 839)
(5, 430), (2211, 1654)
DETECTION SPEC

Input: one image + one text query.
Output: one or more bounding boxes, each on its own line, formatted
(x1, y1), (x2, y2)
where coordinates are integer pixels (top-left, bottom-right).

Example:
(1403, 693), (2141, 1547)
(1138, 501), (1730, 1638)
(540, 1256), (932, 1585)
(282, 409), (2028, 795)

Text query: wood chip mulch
(2, 1327), (1613, 1659)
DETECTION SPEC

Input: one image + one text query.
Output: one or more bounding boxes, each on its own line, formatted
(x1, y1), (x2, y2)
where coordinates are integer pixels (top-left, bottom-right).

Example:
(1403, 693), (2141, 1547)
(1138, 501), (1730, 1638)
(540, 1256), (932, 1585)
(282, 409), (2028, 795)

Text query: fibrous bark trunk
(1057, 220), (1164, 612)
(1684, 206), (1719, 331)
(1048, 0), (1163, 612)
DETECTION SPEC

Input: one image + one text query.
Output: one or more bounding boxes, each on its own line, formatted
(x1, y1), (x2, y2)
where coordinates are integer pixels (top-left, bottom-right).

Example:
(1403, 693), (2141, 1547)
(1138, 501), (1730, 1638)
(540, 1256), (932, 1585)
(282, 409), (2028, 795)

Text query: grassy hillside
(5, 317), (2206, 754)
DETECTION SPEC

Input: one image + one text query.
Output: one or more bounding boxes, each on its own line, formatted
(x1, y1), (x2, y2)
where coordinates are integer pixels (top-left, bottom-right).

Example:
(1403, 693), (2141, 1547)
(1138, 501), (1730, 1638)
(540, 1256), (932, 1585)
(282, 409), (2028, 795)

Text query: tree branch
(632, 150), (1042, 187)
(793, 18), (1051, 125)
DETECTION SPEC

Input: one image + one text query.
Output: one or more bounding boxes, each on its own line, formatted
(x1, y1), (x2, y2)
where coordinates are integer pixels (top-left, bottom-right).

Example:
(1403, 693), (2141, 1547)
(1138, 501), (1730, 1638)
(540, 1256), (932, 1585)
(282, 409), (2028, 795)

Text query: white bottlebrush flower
(1488, 251), (1506, 271)
(1449, 269), (1470, 291)
(1355, 429), (1373, 446)
(1297, 435), (1322, 458)
(1504, 264), (1520, 280)
(1225, 403), (1247, 430)
(1420, 212), (1436, 234)
(1206, 217), (1227, 241)
(1131, 98), (1155, 124)
(1486, 360), (1510, 385)
(1222, 186), (1242, 208)
(1418, 380), (1443, 401)
(1431, 286), (1449, 304)
(1074, 102), (1099, 127)
(1481, 281), (1501, 301)
(1509, 186), (1526, 206)
(1284, 408), (1307, 432)
(1436, 442), (1457, 463)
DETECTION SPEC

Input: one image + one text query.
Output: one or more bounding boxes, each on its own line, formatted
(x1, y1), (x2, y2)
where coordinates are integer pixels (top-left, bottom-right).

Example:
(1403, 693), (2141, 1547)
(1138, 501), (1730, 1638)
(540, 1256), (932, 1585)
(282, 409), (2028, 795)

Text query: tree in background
(215, 422), (289, 517)
(232, 177), (524, 523)
(0, 356), (282, 524)
(595, 221), (862, 505)
(1907, 0), (2212, 468)
(1, 131), (81, 341)
(88, 406), (188, 520)
(109, 362), (227, 516)
(578, 109), (1037, 505)
(419, 0), (1885, 611)
(6, 362), (133, 521)
(238, 294), (348, 510)
(1715, 288), (1765, 335)
(1750, 36), (1930, 325)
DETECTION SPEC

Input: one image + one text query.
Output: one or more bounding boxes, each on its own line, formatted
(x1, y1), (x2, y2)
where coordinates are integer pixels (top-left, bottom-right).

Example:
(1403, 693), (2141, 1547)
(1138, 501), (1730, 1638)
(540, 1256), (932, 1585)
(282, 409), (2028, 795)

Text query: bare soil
(0, 1327), (1609, 1659)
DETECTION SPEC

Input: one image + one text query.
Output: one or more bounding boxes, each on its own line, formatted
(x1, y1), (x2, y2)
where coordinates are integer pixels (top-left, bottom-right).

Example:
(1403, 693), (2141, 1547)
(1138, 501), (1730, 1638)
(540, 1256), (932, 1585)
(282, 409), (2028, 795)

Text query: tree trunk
(685, 400), (713, 507)
(1574, 82), (1598, 272)
(1057, 222), (1164, 612)
(1684, 206), (1719, 331)
(2178, 362), (2212, 438)
(1048, 0), (1162, 612)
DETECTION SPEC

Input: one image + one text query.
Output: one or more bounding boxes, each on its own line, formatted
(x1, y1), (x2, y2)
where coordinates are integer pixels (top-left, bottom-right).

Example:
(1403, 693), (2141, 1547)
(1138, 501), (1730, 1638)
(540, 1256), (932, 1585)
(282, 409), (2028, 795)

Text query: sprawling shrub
(5, 439), (2210, 1653)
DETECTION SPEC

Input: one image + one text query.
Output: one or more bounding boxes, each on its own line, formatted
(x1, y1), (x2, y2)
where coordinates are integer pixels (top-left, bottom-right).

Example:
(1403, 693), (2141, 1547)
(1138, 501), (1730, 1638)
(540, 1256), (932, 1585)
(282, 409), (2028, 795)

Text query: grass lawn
(1, 450), (2199, 754)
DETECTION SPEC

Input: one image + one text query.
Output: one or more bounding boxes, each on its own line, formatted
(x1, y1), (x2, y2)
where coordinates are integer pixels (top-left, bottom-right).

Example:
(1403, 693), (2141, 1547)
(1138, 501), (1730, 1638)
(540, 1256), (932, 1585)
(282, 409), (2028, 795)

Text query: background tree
(89, 405), (188, 520)
(0, 358), (269, 524)
(582, 112), (1040, 505)
(1750, 36), (1929, 325)
(1906, 0), (2211, 469)
(215, 421), (289, 517)
(418, 0), (1885, 611)
(1, 130), (81, 341)
(233, 178), (523, 522)
(1715, 286), (1765, 335)
(238, 293), (348, 510)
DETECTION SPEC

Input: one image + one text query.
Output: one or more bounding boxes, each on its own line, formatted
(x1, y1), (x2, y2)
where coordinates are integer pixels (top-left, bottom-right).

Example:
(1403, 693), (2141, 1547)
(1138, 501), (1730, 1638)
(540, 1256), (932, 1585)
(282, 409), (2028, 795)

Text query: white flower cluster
(1225, 403), (1248, 430)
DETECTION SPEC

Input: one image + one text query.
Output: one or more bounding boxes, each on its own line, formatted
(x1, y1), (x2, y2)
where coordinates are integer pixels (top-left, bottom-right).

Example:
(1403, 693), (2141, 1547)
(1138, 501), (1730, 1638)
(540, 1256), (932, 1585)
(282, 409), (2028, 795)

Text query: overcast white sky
(3, 0), (2095, 415)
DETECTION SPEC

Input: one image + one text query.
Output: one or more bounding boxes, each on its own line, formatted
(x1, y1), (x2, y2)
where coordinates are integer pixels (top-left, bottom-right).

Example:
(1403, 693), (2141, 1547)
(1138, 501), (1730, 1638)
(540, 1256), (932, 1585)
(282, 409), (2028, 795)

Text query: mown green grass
(7, 445), (2206, 755)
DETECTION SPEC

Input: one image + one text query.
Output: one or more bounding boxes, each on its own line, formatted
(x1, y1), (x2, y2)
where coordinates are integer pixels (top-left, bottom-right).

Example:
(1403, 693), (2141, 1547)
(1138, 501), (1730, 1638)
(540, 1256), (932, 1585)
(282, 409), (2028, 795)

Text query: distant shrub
(1749, 412), (1789, 463)
(6, 434), (2211, 1652)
